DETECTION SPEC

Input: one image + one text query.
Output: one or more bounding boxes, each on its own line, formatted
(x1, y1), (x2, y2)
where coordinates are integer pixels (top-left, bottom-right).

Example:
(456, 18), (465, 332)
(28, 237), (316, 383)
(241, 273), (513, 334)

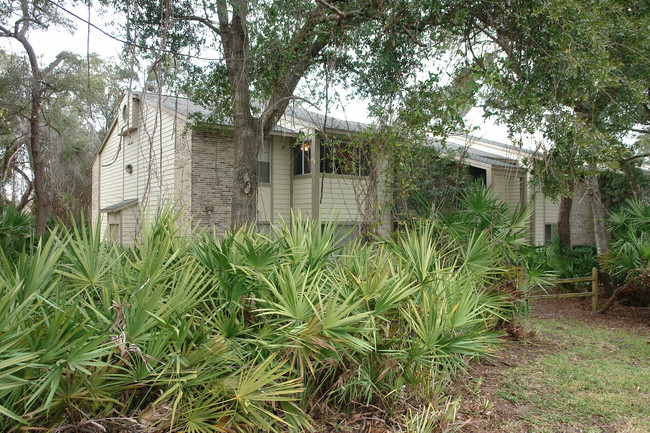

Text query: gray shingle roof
(449, 133), (536, 155)
(138, 93), (297, 134)
(427, 138), (521, 169)
(102, 198), (138, 212)
(285, 105), (368, 133)
(137, 93), (366, 134)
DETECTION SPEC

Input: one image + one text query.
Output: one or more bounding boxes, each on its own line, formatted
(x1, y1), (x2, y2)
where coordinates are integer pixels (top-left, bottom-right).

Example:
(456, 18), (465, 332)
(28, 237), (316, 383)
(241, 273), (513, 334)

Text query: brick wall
(174, 121), (193, 229)
(190, 129), (234, 234)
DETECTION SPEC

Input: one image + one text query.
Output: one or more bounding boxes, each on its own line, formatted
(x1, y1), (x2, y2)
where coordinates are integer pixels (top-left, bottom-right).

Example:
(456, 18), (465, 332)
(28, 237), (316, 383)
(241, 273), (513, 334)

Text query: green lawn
(491, 316), (650, 433)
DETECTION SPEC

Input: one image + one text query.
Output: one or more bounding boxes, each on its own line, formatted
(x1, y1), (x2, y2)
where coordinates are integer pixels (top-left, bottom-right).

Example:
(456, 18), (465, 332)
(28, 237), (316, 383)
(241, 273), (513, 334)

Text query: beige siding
(271, 137), (292, 224)
(529, 185), (560, 245)
(320, 175), (366, 222)
(91, 155), (100, 223)
(292, 176), (312, 216)
(97, 95), (184, 243)
(491, 170), (522, 211)
(98, 126), (126, 240)
(120, 205), (140, 246)
(258, 186), (272, 222)
(132, 99), (179, 221)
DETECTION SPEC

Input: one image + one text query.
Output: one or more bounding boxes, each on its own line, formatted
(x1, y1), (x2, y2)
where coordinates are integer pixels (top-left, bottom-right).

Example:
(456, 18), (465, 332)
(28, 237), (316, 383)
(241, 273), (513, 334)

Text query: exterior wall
(492, 169), (523, 211)
(97, 123), (127, 240)
(91, 152), (101, 223)
(132, 98), (178, 219)
(174, 120), (193, 229)
(271, 136), (292, 224)
(292, 176), (312, 216)
(529, 185), (560, 246)
(189, 128), (234, 234)
(258, 186), (272, 222)
(320, 175), (363, 221)
(120, 204), (140, 245)
(95, 95), (183, 243)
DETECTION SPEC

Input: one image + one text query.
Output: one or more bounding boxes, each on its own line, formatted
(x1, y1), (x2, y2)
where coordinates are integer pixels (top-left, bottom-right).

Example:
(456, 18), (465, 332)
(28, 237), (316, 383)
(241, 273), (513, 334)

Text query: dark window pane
(294, 144), (302, 175)
(321, 142), (334, 173)
(259, 161), (270, 183)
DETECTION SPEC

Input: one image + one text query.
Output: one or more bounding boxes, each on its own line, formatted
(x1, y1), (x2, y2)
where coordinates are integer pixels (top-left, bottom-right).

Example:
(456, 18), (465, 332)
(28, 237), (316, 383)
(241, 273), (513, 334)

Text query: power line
(46, 0), (228, 62)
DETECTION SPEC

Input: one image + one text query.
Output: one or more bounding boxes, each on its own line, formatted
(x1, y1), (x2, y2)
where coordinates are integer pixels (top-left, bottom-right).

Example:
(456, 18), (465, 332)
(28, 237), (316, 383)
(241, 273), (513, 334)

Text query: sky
(0, 3), (516, 145)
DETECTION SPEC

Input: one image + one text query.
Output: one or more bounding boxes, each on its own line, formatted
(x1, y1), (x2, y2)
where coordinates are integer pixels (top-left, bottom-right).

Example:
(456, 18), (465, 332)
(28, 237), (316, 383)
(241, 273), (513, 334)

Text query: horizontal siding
(132, 101), (179, 220)
(528, 184), (560, 246)
(258, 186), (272, 222)
(97, 95), (187, 243)
(491, 170), (521, 211)
(320, 175), (364, 222)
(292, 176), (312, 215)
(272, 137), (291, 224)
(120, 205), (140, 246)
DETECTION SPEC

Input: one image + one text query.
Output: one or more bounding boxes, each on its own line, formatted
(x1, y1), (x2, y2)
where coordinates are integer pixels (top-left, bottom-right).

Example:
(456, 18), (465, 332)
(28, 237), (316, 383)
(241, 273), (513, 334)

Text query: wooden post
(591, 267), (599, 312)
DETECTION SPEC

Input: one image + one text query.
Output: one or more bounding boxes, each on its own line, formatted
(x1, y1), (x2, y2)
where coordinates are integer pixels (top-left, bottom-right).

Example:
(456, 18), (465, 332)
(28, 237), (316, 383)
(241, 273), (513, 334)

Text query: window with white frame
(294, 139), (311, 175)
(258, 138), (271, 183)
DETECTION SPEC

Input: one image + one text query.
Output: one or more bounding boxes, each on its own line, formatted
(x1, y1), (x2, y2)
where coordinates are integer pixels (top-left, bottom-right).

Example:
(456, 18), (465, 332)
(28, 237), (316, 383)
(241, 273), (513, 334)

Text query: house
(91, 92), (391, 245)
(444, 133), (597, 245)
(91, 92), (580, 246)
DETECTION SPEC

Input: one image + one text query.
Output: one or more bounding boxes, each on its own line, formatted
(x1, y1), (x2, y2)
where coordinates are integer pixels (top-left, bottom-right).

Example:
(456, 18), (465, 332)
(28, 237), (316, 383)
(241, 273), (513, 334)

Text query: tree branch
(316, 0), (346, 19)
(176, 15), (222, 35)
(13, 166), (33, 211)
(622, 152), (650, 162)
(42, 51), (73, 76)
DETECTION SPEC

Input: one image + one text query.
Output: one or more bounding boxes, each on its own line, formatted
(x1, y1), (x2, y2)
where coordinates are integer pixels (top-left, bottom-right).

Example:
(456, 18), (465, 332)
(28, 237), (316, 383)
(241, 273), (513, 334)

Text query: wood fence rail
(528, 267), (599, 311)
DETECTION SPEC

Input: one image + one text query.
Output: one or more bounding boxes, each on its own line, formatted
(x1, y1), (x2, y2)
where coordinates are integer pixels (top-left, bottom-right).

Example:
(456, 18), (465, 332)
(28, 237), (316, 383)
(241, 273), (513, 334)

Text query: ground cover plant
(0, 203), (524, 432)
(454, 298), (650, 433)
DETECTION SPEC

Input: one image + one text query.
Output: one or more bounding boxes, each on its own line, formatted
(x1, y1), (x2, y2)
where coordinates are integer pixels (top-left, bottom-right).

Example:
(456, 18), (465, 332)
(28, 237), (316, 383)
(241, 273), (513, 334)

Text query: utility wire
(46, 0), (228, 62)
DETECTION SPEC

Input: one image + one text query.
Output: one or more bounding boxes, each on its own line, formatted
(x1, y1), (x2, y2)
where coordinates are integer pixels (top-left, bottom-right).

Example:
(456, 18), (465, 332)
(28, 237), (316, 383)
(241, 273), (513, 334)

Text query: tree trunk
(220, 3), (261, 229)
(15, 31), (48, 234)
(587, 174), (614, 297)
(557, 193), (573, 247)
(29, 89), (48, 234)
(231, 121), (261, 228)
(597, 284), (627, 314)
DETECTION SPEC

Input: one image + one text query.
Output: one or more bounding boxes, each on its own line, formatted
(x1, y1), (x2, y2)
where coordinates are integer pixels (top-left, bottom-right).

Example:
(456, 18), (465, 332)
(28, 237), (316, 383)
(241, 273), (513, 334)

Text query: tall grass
(0, 210), (515, 432)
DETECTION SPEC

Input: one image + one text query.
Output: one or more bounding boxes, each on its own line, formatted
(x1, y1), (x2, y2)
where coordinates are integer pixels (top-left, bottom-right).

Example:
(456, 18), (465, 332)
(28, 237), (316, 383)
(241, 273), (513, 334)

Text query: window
(294, 139), (311, 175)
(320, 140), (370, 176)
(469, 166), (487, 185)
(258, 138), (271, 183)
(545, 224), (557, 244)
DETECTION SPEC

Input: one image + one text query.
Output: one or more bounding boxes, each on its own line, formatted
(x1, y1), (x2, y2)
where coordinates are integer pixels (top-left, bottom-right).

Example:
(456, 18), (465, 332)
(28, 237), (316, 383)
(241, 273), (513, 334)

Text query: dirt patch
(453, 298), (650, 433)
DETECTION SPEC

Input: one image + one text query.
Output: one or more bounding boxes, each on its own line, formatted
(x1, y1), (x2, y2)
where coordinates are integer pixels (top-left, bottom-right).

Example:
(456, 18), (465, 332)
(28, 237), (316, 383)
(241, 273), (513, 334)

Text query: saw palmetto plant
(0, 208), (513, 432)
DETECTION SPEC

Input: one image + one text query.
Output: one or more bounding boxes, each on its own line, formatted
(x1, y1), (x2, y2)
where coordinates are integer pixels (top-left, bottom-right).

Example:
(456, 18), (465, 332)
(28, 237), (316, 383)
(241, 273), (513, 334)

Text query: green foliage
(0, 206), (33, 260)
(605, 200), (650, 303)
(437, 183), (550, 292)
(530, 239), (598, 281)
(0, 209), (511, 431)
(0, 47), (136, 223)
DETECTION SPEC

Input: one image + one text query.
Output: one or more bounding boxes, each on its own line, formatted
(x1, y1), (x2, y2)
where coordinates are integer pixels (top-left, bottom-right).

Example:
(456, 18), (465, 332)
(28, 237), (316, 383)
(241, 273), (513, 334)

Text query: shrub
(605, 199), (650, 305)
(0, 206), (34, 260)
(0, 211), (511, 432)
